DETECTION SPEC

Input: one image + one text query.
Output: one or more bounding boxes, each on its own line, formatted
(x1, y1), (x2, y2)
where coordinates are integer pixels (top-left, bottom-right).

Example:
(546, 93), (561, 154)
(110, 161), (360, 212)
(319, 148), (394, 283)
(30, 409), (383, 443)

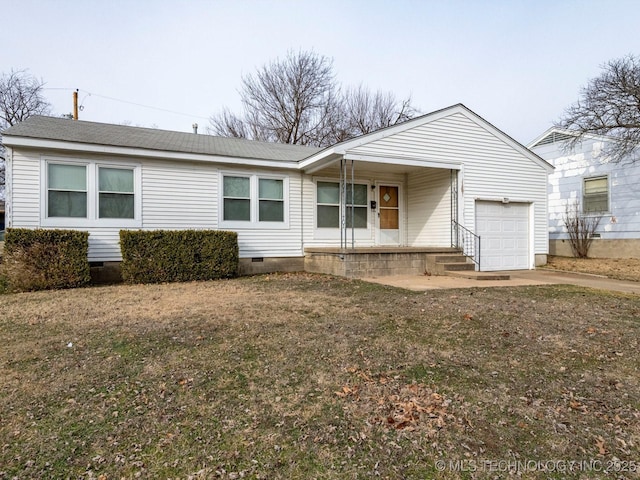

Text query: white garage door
(475, 201), (530, 271)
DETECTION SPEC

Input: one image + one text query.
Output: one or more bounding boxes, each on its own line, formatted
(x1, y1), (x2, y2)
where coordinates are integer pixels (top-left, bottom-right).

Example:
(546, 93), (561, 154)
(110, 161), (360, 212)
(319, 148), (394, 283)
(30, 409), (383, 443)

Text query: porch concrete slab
(361, 269), (640, 295)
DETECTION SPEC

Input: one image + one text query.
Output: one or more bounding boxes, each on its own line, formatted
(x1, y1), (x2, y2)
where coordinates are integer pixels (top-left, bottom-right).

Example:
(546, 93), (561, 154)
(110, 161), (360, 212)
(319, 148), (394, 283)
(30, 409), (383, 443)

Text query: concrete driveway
(363, 269), (640, 294)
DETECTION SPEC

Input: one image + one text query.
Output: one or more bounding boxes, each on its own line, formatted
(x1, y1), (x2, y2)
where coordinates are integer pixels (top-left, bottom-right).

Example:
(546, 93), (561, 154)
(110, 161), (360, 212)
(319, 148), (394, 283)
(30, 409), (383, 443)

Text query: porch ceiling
(302, 153), (461, 175)
(310, 160), (431, 176)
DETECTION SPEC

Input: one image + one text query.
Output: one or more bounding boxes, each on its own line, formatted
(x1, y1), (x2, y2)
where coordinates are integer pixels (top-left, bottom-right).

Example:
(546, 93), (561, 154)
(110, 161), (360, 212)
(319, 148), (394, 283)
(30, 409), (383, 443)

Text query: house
(529, 129), (640, 258)
(2, 104), (552, 277)
(0, 200), (4, 231)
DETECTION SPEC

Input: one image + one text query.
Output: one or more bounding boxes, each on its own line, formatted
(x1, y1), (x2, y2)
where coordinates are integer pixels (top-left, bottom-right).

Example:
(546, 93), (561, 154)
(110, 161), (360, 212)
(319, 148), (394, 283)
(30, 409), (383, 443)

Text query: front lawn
(1, 274), (638, 479)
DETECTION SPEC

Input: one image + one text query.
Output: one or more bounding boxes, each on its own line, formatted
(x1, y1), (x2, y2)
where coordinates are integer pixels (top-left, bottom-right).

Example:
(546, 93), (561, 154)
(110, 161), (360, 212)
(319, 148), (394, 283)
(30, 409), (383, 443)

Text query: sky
(3, 0), (640, 145)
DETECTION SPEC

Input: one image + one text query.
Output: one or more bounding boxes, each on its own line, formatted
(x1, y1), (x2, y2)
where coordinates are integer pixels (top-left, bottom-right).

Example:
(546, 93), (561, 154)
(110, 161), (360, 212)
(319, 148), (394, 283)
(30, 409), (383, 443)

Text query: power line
(43, 87), (210, 121)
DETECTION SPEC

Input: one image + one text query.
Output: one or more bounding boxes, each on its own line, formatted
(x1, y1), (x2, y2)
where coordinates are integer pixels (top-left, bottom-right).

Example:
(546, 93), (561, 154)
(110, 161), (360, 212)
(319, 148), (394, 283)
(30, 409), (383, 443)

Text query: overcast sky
(4, 0), (640, 145)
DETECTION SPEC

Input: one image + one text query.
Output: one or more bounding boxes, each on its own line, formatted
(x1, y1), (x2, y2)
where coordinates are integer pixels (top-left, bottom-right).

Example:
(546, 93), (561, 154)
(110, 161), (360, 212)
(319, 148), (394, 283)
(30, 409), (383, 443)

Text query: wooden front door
(378, 185), (400, 244)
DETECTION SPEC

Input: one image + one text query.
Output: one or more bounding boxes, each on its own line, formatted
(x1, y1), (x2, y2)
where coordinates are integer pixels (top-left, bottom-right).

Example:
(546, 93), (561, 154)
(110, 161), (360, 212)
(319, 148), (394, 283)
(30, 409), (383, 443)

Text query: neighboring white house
(530, 129), (640, 258)
(2, 104), (553, 275)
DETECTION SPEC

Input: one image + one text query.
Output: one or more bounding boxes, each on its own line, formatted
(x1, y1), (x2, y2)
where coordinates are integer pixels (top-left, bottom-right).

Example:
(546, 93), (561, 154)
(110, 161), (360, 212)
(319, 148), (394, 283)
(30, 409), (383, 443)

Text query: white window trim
(582, 174), (610, 215)
(312, 177), (372, 240)
(219, 171), (289, 229)
(40, 156), (142, 228)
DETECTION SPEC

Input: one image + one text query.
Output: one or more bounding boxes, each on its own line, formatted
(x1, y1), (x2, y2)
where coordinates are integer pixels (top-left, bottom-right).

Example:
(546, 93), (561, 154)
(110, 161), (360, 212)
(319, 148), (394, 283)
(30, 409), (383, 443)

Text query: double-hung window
(98, 167), (135, 219)
(43, 159), (140, 226)
(258, 178), (284, 222)
(220, 173), (287, 227)
(583, 176), (609, 213)
(316, 181), (368, 228)
(223, 176), (251, 221)
(48, 163), (88, 218)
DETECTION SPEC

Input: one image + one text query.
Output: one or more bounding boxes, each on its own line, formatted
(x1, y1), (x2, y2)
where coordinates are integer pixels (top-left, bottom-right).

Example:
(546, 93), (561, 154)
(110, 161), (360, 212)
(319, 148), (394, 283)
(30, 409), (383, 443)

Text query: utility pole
(73, 89), (79, 120)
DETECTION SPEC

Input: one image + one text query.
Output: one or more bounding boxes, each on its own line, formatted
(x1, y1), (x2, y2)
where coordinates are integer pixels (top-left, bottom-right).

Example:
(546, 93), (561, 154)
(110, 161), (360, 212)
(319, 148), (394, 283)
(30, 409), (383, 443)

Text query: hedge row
(0, 228), (239, 291)
(1, 228), (91, 292)
(120, 229), (238, 284)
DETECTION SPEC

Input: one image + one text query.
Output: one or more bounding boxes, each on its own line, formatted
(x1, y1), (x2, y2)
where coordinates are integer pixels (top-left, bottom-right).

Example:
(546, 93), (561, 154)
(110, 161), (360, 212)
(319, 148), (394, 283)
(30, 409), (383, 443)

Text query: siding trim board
(4, 104), (551, 271)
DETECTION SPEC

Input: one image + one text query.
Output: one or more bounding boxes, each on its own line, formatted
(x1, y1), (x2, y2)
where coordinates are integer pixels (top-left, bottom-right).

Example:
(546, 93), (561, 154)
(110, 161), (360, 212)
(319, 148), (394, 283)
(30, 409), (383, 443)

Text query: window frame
(98, 165), (136, 220)
(41, 157), (141, 228)
(313, 177), (371, 239)
(47, 161), (89, 219)
(222, 174), (252, 222)
(582, 175), (609, 215)
(219, 171), (289, 229)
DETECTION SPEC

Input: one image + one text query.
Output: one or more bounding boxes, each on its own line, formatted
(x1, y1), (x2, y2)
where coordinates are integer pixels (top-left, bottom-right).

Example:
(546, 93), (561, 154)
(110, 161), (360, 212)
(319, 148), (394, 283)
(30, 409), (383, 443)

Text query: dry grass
(546, 256), (640, 282)
(1, 273), (639, 479)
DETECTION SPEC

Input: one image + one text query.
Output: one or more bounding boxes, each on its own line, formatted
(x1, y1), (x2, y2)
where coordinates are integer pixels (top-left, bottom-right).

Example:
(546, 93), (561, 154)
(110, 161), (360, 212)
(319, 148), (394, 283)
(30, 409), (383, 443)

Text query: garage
(475, 201), (530, 271)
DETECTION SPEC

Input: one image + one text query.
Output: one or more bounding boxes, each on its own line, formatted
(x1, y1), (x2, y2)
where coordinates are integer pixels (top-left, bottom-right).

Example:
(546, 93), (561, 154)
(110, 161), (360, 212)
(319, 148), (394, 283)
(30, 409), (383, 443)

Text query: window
(223, 176), (251, 221)
(258, 178), (284, 222)
(43, 159), (140, 226)
(220, 173), (287, 227)
(583, 176), (609, 213)
(48, 163), (88, 217)
(316, 181), (368, 228)
(99, 167), (135, 218)
(317, 181), (340, 228)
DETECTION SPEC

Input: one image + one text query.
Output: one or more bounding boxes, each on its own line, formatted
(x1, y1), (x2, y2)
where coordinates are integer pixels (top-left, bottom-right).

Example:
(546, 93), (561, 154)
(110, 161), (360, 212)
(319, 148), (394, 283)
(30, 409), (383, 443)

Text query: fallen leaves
(335, 368), (454, 435)
(595, 435), (608, 455)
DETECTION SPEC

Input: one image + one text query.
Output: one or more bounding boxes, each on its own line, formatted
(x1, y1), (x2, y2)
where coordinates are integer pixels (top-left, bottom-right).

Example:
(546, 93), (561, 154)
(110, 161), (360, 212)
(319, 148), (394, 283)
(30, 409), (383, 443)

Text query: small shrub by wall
(119, 230), (239, 284)
(1, 228), (90, 292)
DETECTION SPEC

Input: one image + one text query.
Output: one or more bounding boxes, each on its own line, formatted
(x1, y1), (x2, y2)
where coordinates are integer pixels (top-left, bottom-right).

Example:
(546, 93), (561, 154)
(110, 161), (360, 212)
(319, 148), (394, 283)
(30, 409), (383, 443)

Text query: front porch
(304, 246), (465, 278)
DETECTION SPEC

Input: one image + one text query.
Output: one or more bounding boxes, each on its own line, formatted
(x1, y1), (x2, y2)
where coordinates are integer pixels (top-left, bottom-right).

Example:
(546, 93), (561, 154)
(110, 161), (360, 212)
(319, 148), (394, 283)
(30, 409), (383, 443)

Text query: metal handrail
(451, 220), (481, 270)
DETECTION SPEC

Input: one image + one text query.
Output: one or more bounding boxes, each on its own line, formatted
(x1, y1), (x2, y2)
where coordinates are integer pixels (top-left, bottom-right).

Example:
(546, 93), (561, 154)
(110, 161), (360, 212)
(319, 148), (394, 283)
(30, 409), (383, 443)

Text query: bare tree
(209, 50), (419, 147)
(210, 50), (339, 146)
(0, 69), (51, 193)
(563, 200), (601, 258)
(341, 84), (417, 139)
(556, 55), (640, 162)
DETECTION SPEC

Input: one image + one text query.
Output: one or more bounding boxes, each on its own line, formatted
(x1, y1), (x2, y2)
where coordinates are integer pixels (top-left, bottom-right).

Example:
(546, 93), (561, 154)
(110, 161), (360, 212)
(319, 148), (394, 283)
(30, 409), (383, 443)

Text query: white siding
(142, 160), (218, 229)
(9, 150), (304, 261)
(406, 168), (451, 246)
(227, 168), (304, 258)
(533, 138), (640, 241)
(10, 149), (41, 228)
(349, 112), (549, 256)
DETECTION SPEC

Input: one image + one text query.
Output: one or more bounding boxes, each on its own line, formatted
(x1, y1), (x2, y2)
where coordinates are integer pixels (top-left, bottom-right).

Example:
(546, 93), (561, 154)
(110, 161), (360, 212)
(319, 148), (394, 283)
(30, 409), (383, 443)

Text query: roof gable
(301, 104), (553, 172)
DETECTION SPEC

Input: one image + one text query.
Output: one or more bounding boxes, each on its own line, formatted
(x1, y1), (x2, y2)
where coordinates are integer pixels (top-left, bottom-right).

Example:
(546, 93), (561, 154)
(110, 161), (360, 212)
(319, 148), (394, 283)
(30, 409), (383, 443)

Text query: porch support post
(340, 158), (347, 249)
(450, 169), (459, 247)
(351, 158), (355, 249)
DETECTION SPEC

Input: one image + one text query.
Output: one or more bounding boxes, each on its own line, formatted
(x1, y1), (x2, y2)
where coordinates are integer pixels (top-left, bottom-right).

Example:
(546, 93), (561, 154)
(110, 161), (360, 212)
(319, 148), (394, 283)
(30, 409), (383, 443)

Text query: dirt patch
(545, 255), (640, 282)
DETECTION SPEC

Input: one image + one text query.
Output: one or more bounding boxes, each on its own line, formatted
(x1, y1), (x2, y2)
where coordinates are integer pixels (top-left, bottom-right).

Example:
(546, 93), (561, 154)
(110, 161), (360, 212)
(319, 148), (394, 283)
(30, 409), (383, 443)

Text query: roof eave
(3, 135), (300, 169)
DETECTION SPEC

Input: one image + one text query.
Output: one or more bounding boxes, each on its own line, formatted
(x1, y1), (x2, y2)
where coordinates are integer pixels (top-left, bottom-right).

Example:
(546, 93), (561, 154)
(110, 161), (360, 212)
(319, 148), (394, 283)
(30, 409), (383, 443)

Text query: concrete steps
(426, 253), (510, 281)
(446, 270), (511, 281)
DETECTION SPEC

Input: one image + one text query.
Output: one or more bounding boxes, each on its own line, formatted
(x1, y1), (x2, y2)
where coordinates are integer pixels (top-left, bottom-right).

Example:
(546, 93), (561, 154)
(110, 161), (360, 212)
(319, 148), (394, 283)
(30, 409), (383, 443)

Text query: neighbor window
(316, 181), (368, 228)
(583, 176), (609, 213)
(98, 167), (135, 218)
(47, 163), (88, 217)
(220, 173), (287, 226)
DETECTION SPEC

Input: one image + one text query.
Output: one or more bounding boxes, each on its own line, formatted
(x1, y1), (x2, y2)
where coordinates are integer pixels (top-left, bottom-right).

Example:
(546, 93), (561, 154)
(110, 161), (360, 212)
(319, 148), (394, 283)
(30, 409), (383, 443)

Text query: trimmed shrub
(120, 229), (239, 284)
(1, 228), (90, 292)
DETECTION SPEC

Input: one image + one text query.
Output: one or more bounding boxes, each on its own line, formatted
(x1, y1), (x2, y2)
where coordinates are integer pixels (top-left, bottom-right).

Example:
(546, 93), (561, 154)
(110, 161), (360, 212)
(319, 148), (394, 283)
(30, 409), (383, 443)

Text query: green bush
(1, 228), (90, 292)
(120, 229), (239, 284)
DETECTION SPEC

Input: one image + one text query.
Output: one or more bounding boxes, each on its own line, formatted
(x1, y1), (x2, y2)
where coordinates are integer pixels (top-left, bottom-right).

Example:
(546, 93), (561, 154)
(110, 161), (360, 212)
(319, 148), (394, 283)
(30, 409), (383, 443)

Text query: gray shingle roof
(2, 116), (322, 162)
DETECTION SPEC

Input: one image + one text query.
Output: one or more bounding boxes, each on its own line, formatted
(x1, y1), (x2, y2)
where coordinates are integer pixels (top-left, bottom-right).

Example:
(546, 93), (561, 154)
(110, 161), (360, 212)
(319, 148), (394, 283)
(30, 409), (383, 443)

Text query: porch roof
(303, 152), (462, 175)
